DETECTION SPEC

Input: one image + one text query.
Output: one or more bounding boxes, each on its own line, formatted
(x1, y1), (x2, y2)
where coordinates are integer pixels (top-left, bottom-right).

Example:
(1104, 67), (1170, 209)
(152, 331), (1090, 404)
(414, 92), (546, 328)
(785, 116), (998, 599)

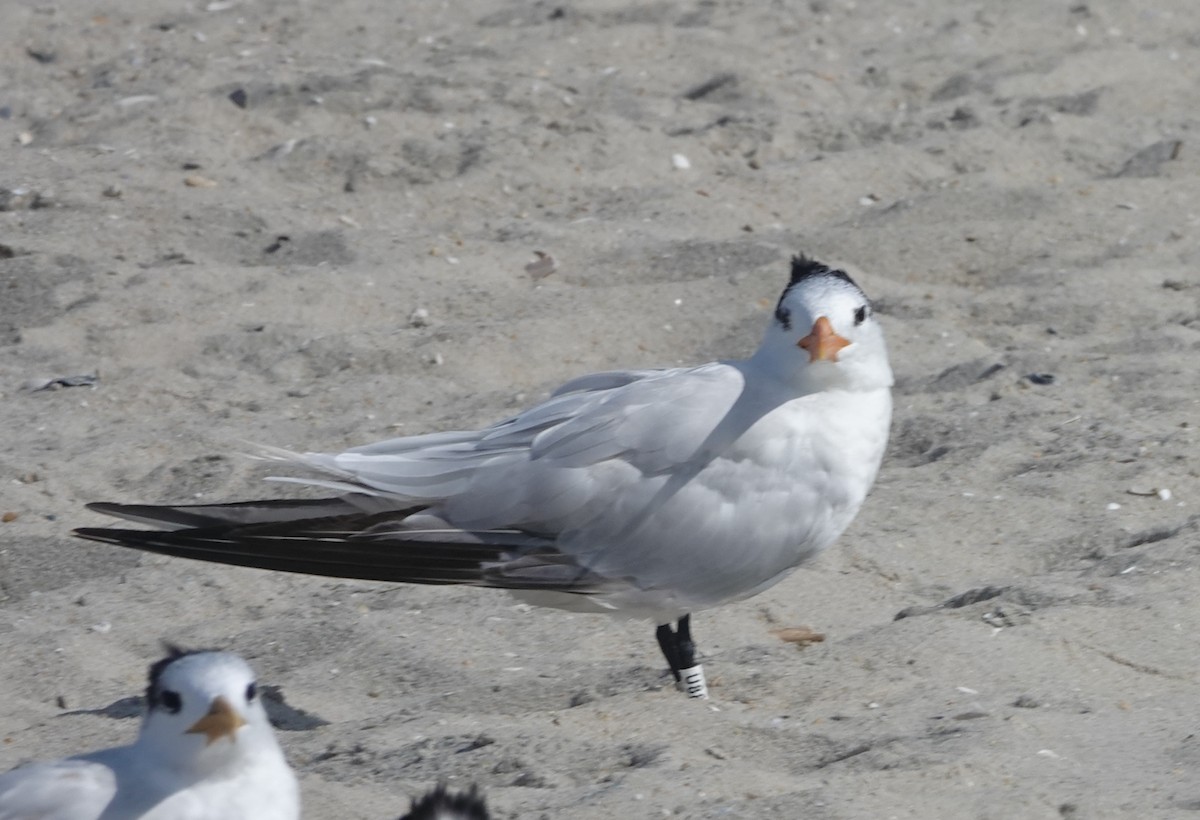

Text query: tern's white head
(137, 647), (281, 775)
(753, 255), (893, 393)
(399, 783), (491, 820)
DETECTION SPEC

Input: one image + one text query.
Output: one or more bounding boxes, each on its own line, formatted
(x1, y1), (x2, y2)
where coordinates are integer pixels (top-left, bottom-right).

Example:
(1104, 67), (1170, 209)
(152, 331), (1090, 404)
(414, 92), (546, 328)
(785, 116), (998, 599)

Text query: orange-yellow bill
(798, 316), (850, 362)
(186, 695), (247, 745)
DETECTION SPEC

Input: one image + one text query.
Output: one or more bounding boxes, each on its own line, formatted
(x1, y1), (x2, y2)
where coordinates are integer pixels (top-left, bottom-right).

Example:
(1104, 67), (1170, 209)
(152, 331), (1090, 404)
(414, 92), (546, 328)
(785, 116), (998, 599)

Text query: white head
(752, 255), (893, 392)
(399, 783), (490, 820)
(137, 647), (281, 775)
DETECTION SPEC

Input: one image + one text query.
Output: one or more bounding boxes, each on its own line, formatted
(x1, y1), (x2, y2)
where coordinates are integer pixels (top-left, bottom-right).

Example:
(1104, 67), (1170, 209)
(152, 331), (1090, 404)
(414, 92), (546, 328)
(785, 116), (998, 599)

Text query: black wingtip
(74, 526), (130, 544)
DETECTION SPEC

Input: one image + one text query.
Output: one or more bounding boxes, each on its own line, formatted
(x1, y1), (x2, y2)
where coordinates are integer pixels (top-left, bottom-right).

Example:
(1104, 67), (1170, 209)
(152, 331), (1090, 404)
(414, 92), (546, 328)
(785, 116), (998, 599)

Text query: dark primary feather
(87, 498), (365, 530)
(74, 500), (608, 593)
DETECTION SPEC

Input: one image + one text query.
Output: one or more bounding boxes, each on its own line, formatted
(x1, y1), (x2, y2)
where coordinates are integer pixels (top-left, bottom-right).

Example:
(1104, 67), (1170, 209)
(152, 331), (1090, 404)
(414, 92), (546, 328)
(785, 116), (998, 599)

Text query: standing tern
(75, 255), (893, 698)
(0, 647), (299, 819)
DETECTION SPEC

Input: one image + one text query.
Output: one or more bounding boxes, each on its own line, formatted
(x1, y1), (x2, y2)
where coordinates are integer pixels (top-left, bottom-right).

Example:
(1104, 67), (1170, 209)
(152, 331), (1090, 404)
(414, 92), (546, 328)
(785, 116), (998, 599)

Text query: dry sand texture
(2, 0), (1199, 817)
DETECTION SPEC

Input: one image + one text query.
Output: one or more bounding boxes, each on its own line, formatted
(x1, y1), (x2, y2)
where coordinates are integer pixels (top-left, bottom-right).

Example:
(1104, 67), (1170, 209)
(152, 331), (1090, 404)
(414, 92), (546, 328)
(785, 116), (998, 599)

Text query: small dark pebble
(26, 48), (56, 64)
(229, 88), (248, 109)
(0, 106), (11, 120)
(181, 162), (202, 171)
(455, 734), (495, 754)
(948, 106), (979, 128)
(568, 690), (594, 707)
(264, 235), (290, 254)
(1013, 694), (1040, 708)
(977, 362), (1005, 380)
(1027, 373), (1055, 385)
(683, 72), (738, 101)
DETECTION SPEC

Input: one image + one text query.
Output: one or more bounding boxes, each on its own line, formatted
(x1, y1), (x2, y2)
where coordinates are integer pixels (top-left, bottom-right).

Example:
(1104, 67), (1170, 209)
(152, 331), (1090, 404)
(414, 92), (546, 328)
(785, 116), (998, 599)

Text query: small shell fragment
(184, 174), (218, 188)
(671, 153), (691, 170)
(770, 626), (825, 646)
(1128, 486), (1174, 501)
(24, 374), (99, 391)
(524, 250), (557, 280)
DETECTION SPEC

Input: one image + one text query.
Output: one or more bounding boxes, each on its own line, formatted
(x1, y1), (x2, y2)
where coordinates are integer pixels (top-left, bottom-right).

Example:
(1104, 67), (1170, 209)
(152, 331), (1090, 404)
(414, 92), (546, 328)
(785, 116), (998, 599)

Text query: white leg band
(677, 664), (708, 699)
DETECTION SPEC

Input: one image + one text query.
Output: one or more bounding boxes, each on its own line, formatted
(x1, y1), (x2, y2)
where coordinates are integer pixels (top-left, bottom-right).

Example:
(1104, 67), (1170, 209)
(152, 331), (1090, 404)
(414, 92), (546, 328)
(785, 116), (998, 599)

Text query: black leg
(656, 622), (683, 682)
(655, 615), (702, 682)
(675, 614), (696, 670)
(655, 615), (708, 698)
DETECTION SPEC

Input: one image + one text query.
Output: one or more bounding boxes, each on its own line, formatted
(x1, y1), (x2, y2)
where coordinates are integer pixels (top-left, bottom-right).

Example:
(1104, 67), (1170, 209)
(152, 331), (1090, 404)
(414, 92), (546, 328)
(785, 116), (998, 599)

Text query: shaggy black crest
(145, 643), (219, 710)
(774, 255), (859, 330)
(399, 783), (490, 820)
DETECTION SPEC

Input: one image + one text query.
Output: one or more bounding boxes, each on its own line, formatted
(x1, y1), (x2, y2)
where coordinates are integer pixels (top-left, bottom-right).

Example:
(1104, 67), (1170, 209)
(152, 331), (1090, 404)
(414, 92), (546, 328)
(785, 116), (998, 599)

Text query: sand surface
(2, 0), (1199, 817)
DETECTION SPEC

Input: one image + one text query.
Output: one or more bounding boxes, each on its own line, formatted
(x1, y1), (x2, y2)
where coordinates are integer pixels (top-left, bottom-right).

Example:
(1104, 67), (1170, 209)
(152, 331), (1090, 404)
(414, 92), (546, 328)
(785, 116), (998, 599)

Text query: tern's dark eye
(245, 682), (258, 702)
(159, 689), (183, 714)
(854, 305), (869, 326)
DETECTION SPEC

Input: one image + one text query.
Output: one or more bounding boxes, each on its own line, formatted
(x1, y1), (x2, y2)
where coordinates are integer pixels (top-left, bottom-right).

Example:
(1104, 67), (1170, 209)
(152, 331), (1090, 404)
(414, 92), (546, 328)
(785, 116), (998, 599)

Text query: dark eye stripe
(245, 682), (258, 702)
(854, 305), (868, 325)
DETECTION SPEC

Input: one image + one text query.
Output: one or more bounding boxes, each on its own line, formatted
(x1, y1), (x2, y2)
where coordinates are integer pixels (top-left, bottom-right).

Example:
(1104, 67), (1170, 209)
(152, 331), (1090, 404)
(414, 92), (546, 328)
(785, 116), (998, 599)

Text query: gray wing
(0, 758), (116, 820)
(319, 362), (745, 503)
(75, 362), (750, 606)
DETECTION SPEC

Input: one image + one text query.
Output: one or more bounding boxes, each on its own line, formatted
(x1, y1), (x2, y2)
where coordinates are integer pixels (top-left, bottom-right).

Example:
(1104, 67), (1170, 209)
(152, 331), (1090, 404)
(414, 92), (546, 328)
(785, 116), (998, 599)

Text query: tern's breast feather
(553, 386), (891, 610)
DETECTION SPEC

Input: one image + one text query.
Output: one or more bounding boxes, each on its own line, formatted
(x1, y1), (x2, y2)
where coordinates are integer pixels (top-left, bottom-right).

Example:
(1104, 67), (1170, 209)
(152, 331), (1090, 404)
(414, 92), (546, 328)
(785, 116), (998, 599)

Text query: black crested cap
(400, 783), (490, 820)
(145, 643), (221, 709)
(788, 254), (858, 289)
(774, 255), (860, 330)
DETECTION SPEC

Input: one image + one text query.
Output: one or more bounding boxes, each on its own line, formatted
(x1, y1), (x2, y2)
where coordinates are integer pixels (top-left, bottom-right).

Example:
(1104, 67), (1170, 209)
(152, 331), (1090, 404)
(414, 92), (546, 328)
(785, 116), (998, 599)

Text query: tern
(0, 647), (299, 819)
(75, 255), (893, 698)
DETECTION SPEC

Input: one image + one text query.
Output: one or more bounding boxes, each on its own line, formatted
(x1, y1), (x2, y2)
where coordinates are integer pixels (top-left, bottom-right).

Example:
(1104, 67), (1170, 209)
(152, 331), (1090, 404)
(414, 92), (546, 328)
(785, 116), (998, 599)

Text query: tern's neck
(744, 343), (825, 395)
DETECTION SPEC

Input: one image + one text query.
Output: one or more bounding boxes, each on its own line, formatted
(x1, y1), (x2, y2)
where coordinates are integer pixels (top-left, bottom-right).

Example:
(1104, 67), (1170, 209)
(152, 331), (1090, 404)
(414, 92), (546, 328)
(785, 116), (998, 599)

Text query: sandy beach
(2, 0), (1198, 816)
